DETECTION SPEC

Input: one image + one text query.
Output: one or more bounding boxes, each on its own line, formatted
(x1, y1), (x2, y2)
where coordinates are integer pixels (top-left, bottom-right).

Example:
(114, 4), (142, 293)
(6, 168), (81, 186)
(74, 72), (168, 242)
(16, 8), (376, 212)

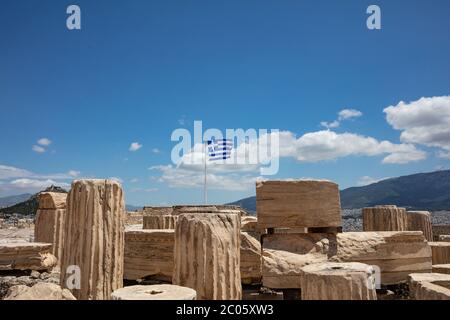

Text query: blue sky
(1, 0), (450, 206)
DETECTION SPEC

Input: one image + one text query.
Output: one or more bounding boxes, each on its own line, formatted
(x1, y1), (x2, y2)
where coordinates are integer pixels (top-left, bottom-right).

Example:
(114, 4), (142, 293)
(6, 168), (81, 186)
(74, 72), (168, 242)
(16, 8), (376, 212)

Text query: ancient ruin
(262, 233), (333, 289)
(124, 227), (174, 282)
(1, 177), (450, 301)
(240, 231), (262, 284)
(363, 205), (407, 231)
(428, 242), (450, 265)
(256, 180), (341, 229)
(333, 231), (432, 285)
(407, 211), (433, 241)
(172, 213), (242, 300)
(432, 264), (450, 274)
(300, 262), (377, 300)
(4, 283), (76, 300)
(111, 284), (196, 300)
(0, 243), (57, 271)
(34, 192), (67, 260)
(60, 179), (125, 300)
(143, 215), (178, 230)
(408, 273), (450, 300)
(124, 211), (144, 225)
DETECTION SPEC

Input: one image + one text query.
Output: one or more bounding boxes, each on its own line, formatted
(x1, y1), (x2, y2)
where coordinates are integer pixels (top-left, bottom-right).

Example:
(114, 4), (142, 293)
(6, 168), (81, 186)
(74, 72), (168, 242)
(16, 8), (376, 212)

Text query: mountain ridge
(227, 170), (450, 212)
(0, 193), (32, 208)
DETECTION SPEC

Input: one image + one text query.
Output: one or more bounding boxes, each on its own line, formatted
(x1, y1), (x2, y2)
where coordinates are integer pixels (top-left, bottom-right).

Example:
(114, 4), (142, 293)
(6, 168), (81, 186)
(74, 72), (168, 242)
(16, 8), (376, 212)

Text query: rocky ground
(0, 227), (34, 243)
(0, 269), (61, 299)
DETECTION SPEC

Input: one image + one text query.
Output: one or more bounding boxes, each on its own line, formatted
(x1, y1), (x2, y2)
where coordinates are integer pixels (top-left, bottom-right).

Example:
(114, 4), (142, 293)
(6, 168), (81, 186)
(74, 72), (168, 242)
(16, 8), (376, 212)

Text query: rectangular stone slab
(333, 231), (432, 285)
(408, 273), (450, 300)
(261, 231), (432, 288)
(124, 229), (175, 281)
(433, 264), (450, 275)
(38, 192), (67, 210)
(0, 242), (57, 271)
(256, 180), (341, 229)
(429, 242), (450, 265)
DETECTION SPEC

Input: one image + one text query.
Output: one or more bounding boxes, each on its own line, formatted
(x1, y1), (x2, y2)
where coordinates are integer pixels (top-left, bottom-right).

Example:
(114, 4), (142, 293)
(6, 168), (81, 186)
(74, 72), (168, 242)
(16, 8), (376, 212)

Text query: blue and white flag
(207, 139), (233, 161)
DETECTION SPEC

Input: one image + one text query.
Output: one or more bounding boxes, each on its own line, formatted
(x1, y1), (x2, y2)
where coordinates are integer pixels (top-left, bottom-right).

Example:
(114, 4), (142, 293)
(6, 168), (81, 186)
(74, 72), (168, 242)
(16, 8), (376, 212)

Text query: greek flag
(207, 139), (233, 161)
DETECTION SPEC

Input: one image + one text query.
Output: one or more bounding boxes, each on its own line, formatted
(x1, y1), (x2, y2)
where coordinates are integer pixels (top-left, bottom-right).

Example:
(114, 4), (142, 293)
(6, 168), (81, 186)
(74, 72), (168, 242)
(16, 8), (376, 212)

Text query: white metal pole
(204, 141), (207, 204)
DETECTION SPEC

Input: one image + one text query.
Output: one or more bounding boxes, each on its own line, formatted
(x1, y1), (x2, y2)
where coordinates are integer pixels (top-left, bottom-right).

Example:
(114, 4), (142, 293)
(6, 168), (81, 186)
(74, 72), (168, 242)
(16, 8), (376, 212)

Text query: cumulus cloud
(150, 128), (425, 190)
(0, 179), (70, 193)
(37, 138), (52, 146)
(32, 145), (46, 153)
(338, 109), (363, 120)
(321, 108), (363, 129)
(129, 142), (142, 152)
(384, 95), (450, 152)
(0, 164), (80, 195)
(151, 128), (425, 190)
(150, 165), (259, 191)
(277, 130), (425, 164)
(320, 120), (340, 129)
(0, 165), (33, 179)
(32, 138), (52, 153)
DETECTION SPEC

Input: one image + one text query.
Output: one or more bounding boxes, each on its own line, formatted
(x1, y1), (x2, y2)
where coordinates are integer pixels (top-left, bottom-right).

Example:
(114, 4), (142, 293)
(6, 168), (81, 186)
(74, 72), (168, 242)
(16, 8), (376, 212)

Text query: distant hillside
(340, 170), (450, 210)
(0, 185), (67, 216)
(227, 170), (450, 212)
(0, 186), (142, 215)
(227, 196), (257, 214)
(0, 193), (32, 208)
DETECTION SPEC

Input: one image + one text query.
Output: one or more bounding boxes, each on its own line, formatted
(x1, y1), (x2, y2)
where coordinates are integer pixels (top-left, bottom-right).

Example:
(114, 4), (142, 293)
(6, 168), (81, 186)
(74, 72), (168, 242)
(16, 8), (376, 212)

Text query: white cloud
(321, 108), (363, 129)
(37, 138), (52, 146)
(338, 109), (363, 120)
(384, 95), (450, 152)
(0, 165), (33, 179)
(356, 176), (389, 187)
(0, 179), (70, 193)
(320, 120), (340, 129)
(129, 142), (142, 152)
(0, 164), (80, 195)
(68, 170), (80, 177)
(2, 168), (78, 180)
(32, 145), (46, 153)
(437, 150), (450, 159)
(130, 178), (139, 183)
(152, 129), (425, 192)
(149, 121), (426, 191)
(152, 148), (161, 154)
(277, 130), (426, 164)
(150, 165), (258, 191)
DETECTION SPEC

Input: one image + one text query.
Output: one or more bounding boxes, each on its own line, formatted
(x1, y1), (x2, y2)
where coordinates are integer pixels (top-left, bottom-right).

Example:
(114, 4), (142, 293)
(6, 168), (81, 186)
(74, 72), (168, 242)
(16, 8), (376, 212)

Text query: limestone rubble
(0, 243), (57, 271)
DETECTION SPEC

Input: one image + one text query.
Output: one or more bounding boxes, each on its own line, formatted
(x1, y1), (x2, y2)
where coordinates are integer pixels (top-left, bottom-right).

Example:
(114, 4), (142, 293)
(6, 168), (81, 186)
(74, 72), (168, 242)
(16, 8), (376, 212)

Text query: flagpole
(204, 141), (207, 204)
